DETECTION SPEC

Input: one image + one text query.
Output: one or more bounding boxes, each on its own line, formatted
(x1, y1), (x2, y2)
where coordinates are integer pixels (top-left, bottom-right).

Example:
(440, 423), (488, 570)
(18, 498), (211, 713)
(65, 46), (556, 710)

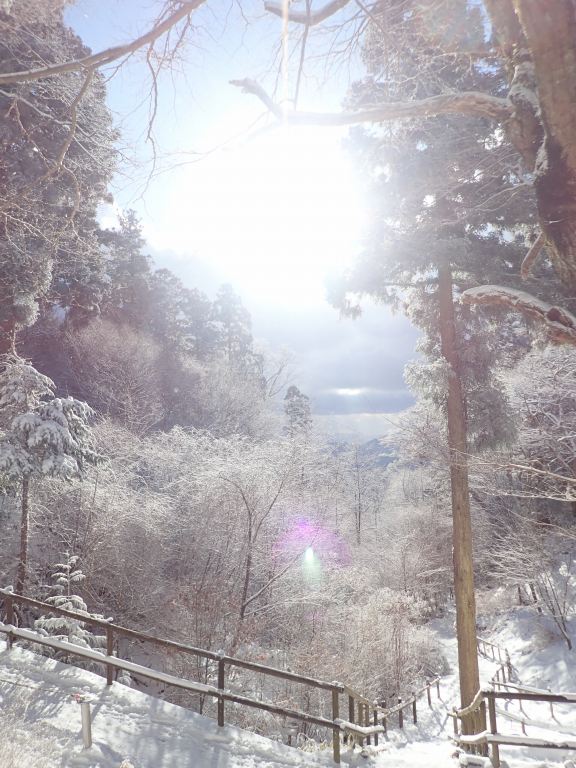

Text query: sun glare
(174, 126), (366, 305)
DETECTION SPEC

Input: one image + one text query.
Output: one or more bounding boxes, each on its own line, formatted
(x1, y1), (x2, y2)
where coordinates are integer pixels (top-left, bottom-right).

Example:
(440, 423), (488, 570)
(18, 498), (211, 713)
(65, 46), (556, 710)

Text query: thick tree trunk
(15, 477), (30, 594)
(437, 264), (482, 726)
(486, 0), (576, 292)
(534, 143), (576, 291)
(513, 0), (576, 175)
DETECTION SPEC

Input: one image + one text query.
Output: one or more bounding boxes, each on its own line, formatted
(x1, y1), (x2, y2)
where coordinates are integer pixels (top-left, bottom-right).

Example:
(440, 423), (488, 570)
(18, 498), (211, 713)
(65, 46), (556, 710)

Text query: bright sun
(163, 126), (366, 305)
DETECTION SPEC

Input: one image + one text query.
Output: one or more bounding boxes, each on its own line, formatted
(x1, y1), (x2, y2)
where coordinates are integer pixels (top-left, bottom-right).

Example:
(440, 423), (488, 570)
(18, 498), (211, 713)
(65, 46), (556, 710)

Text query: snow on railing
(476, 635), (513, 687)
(451, 688), (576, 768)
(0, 589), (445, 764)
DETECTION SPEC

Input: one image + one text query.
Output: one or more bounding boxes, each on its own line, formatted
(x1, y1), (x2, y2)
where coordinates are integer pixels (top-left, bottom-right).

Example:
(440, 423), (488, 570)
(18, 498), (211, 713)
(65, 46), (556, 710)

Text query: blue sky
(66, 0), (419, 440)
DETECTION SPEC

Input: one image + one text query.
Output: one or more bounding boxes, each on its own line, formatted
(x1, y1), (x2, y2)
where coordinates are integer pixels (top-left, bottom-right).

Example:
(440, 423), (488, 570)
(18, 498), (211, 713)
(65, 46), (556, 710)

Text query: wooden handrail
(0, 590), (343, 692)
(453, 687), (576, 768)
(0, 623), (335, 728)
(0, 589), (446, 762)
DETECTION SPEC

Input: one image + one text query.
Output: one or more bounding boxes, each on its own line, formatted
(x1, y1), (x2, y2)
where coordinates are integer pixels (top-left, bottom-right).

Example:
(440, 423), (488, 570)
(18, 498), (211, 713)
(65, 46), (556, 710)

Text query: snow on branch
(264, 0), (353, 26)
(462, 285), (576, 345)
(230, 78), (512, 124)
(0, 1), (204, 85)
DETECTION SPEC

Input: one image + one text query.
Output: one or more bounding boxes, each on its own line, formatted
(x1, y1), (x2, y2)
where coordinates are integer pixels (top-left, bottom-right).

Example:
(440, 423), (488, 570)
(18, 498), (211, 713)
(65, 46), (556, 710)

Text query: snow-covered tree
(283, 385), (312, 437)
(0, 354), (100, 593)
(35, 552), (106, 662)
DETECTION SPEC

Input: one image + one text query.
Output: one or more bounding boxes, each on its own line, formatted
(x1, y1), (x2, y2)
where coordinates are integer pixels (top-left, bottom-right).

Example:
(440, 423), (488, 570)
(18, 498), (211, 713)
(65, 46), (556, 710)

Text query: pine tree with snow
(0, 354), (101, 593)
(35, 553), (107, 665)
(283, 385), (312, 437)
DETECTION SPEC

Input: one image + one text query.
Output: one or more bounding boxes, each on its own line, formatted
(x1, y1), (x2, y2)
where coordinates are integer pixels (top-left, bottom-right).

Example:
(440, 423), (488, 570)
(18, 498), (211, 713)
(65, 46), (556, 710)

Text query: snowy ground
(0, 605), (575, 768)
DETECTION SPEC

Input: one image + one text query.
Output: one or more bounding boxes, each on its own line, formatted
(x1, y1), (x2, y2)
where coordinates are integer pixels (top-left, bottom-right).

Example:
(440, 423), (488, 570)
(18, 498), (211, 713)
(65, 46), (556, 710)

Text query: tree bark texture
(437, 264), (482, 725)
(488, 0), (576, 291)
(15, 477), (30, 594)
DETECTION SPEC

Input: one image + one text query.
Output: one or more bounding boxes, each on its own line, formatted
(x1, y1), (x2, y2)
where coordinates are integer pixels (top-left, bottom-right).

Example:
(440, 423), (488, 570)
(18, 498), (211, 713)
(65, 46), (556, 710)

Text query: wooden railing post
(106, 625), (114, 686)
(426, 681), (432, 708)
(487, 693), (500, 768)
(398, 697), (403, 729)
(5, 594), (13, 650)
(381, 699), (387, 738)
(364, 704), (370, 746)
(344, 695), (354, 746)
(412, 693), (417, 724)
(218, 658), (225, 727)
(373, 709), (378, 746)
(479, 700), (488, 756)
(331, 689), (340, 764)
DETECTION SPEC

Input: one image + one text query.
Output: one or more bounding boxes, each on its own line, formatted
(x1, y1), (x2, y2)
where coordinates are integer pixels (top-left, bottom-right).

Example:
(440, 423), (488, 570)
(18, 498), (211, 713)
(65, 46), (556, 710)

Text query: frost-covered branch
(462, 285), (576, 345)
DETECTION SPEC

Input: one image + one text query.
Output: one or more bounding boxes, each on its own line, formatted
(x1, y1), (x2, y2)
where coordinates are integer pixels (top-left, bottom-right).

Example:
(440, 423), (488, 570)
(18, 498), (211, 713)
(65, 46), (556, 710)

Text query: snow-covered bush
(34, 553), (107, 668)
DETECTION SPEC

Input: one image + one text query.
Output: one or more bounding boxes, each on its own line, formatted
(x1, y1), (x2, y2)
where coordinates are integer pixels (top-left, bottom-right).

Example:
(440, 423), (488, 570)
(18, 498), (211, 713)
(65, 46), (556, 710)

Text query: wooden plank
(492, 691), (576, 704)
(0, 623), (220, 696)
(225, 657), (343, 691)
(223, 691), (334, 729)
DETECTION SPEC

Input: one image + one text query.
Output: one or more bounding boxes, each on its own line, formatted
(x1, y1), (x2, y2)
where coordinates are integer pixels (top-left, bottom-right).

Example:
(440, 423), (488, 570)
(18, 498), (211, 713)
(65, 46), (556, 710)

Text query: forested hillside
(0, 1), (576, 765)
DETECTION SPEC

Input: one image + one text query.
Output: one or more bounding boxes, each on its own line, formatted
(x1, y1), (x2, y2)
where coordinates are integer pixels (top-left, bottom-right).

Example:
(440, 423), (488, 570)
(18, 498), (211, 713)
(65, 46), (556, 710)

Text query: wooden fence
(0, 589), (442, 763)
(452, 687), (576, 767)
(477, 636), (513, 686)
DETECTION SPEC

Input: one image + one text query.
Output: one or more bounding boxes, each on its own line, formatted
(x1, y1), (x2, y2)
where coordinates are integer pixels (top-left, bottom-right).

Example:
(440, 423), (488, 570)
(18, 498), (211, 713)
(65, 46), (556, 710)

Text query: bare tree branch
(264, 0), (353, 27)
(230, 78), (512, 124)
(0, 1), (205, 86)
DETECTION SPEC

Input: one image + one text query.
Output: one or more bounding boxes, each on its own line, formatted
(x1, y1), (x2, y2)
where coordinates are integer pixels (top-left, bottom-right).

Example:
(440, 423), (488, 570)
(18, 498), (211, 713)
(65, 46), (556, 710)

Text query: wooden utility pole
(437, 263), (482, 725)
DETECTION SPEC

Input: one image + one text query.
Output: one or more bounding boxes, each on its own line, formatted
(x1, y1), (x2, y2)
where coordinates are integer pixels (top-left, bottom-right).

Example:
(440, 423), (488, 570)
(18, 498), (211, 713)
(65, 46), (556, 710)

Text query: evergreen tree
(284, 385), (313, 437)
(330, 1), (565, 715)
(35, 552), (106, 663)
(0, 354), (100, 592)
(211, 284), (256, 367)
(98, 210), (152, 329)
(0, 1), (116, 352)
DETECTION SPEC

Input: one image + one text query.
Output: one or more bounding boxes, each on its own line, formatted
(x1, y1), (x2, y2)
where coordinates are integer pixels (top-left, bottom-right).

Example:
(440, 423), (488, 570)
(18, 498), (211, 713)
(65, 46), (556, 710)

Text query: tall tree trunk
(437, 264), (482, 727)
(15, 477), (30, 594)
(0, 321), (16, 356)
